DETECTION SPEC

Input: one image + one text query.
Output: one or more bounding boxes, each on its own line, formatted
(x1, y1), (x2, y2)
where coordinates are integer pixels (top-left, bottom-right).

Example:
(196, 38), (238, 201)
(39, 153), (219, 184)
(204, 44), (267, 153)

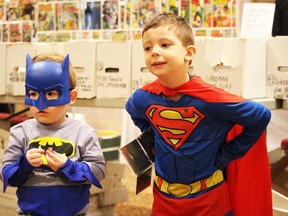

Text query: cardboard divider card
(240, 3), (275, 38)
(120, 127), (154, 194)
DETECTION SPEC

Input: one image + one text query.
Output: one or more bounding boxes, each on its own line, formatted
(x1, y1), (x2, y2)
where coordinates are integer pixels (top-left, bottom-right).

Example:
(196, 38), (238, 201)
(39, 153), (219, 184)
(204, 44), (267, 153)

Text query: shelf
(0, 95), (278, 110)
(253, 98), (278, 110)
(0, 95), (127, 109)
(282, 99), (288, 110)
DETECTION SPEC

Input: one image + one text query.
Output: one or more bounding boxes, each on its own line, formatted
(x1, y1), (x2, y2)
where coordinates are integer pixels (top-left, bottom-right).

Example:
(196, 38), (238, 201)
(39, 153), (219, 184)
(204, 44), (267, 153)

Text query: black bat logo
(29, 137), (75, 164)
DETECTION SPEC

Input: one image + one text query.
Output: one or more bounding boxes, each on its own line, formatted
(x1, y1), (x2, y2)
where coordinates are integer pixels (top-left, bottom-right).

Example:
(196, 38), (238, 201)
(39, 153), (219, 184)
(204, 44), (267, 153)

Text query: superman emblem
(145, 105), (205, 150)
(29, 137), (75, 164)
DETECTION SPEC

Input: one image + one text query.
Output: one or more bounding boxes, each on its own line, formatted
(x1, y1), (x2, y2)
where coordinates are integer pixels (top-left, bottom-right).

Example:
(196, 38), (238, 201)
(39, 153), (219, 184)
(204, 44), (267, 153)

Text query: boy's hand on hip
(45, 148), (68, 172)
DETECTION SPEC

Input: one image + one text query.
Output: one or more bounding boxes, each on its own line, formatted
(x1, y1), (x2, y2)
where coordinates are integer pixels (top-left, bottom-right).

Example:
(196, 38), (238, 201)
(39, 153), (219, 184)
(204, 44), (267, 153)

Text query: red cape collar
(141, 76), (245, 103)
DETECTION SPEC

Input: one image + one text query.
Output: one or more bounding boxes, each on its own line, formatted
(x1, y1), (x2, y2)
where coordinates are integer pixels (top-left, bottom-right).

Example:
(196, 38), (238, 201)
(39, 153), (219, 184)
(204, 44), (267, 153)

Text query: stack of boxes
(1, 38), (288, 101)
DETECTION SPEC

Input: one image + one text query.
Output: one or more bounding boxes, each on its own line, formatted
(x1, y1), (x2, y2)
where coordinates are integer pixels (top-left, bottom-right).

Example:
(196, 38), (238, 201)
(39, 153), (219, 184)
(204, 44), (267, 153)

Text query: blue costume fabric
(1, 117), (105, 216)
(1, 54), (105, 216)
(126, 76), (272, 215)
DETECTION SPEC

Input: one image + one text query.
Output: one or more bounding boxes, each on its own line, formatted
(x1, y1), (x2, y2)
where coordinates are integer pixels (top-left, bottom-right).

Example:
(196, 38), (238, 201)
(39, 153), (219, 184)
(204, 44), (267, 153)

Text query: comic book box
(201, 37), (267, 99)
(96, 41), (131, 99)
(0, 43), (6, 95)
(6, 43), (35, 96)
(63, 41), (97, 99)
(266, 37), (288, 100)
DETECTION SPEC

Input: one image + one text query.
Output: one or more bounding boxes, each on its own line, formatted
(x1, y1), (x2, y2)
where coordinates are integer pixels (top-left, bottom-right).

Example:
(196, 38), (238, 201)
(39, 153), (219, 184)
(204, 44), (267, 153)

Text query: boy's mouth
(152, 61), (166, 66)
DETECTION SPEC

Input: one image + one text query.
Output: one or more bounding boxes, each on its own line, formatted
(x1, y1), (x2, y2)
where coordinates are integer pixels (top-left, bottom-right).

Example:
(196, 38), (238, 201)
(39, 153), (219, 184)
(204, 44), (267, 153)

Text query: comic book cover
(212, 0), (236, 28)
(36, 2), (55, 31)
(0, 23), (2, 41)
(181, 0), (190, 23)
(55, 31), (71, 41)
(138, 0), (158, 28)
(191, 0), (211, 28)
(22, 21), (33, 42)
(9, 22), (21, 42)
(120, 0), (130, 29)
(80, 1), (101, 30)
(0, 0), (5, 22)
(130, 0), (159, 29)
(58, 1), (80, 30)
(162, 0), (178, 15)
(6, 0), (20, 21)
(2, 23), (8, 42)
(18, 0), (35, 21)
(102, 0), (118, 29)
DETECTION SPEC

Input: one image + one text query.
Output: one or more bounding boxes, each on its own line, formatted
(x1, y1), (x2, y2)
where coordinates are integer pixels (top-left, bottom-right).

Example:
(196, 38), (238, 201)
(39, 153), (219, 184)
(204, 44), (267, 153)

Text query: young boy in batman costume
(0, 52), (105, 216)
(125, 12), (272, 215)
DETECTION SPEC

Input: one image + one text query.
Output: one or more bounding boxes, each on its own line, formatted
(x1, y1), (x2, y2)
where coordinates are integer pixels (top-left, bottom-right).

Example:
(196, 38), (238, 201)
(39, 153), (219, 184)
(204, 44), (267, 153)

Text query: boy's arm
(125, 94), (150, 132)
(2, 152), (34, 192)
(215, 100), (271, 169)
(56, 159), (102, 188)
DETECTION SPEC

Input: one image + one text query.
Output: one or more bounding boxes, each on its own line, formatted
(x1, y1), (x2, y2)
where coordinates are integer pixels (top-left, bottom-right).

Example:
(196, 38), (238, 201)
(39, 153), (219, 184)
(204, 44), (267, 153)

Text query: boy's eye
(29, 90), (39, 99)
(144, 46), (151, 51)
(161, 43), (170, 47)
(46, 90), (60, 100)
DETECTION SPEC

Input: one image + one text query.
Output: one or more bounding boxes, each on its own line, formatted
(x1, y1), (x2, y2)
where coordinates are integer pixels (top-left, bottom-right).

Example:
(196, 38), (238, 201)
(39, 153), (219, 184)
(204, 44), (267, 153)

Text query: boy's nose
(151, 46), (160, 56)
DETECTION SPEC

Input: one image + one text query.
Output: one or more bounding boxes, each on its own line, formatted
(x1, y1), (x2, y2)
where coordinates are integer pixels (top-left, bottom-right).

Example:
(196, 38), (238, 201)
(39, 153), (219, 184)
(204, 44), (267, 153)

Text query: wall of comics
(0, 0), (238, 42)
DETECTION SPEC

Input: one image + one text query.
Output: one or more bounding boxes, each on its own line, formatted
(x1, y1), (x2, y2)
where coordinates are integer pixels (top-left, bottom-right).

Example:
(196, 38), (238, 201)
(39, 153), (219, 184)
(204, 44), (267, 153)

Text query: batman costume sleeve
(57, 158), (102, 188)
(2, 151), (34, 191)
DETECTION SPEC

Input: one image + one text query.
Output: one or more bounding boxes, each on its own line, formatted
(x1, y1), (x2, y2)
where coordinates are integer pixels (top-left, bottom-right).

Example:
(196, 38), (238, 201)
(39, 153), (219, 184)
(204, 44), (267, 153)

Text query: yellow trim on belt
(154, 169), (224, 197)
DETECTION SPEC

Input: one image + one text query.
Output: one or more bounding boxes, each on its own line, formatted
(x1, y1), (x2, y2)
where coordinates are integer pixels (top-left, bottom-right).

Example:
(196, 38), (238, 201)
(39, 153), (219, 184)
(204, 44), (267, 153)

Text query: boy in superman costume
(0, 53), (105, 216)
(125, 13), (272, 216)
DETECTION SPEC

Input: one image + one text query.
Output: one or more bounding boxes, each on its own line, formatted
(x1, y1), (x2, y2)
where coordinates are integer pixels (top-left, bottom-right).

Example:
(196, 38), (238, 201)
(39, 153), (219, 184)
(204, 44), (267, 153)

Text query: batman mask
(25, 54), (71, 110)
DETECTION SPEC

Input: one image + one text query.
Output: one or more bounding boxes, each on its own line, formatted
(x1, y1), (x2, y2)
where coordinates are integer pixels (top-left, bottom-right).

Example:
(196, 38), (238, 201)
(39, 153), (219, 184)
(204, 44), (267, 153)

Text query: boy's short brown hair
(142, 12), (195, 47)
(32, 52), (77, 90)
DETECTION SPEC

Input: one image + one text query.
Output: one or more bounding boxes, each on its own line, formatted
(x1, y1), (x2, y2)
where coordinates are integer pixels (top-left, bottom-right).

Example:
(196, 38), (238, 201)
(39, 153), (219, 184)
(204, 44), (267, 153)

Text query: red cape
(142, 77), (273, 216)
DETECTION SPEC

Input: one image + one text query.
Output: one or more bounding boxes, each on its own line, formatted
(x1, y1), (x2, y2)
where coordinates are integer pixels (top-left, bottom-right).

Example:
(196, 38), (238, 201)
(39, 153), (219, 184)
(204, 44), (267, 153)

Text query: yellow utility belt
(154, 169), (224, 197)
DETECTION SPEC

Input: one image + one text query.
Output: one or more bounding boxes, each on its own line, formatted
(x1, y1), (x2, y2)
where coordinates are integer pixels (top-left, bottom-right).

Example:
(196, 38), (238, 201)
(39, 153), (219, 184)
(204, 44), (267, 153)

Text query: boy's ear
(69, 89), (78, 104)
(185, 45), (196, 61)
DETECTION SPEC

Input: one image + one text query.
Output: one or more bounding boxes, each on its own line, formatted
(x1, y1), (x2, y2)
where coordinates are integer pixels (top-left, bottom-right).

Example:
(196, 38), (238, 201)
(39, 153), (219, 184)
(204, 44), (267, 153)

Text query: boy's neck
(159, 73), (190, 89)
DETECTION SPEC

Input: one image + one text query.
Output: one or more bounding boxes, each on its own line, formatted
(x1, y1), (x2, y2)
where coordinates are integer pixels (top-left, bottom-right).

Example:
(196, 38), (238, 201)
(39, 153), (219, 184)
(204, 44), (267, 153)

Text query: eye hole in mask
(28, 90), (60, 101)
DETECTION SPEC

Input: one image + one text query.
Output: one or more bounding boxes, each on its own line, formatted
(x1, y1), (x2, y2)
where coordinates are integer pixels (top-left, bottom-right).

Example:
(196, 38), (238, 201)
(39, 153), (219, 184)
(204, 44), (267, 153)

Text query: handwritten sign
(240, 3), (275, 38)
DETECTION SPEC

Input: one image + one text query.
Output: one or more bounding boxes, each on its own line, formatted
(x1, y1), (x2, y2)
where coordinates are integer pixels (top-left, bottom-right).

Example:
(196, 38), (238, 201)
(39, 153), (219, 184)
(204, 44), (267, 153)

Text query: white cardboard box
(266, 37), (288, 99)
(0, 43), (6, 95)
(96, 41), (131, 99)
(63, 41), (97, 99)
(201, 37), (267, 99)
(202, 37), (244, 96)
(131, 40), (156, 92)
(34, 42), (64, 55)
(242, 38), (267, 99)
(192, 37), (206, 77)
(6, 43), (35, 96)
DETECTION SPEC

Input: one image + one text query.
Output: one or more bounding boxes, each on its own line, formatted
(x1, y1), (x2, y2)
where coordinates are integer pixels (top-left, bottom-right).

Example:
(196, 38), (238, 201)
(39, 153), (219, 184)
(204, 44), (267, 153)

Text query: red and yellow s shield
(145, 105), (205, 150)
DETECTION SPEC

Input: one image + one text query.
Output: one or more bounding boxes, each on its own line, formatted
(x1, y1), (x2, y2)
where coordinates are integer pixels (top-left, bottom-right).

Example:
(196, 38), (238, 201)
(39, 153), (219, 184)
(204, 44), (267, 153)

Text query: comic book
(130, 0), (159, 29)
(80, 1), (101, 30)
(0, 0), (5, 22)
(36, 2), (55, 31)
(102, 0), (118, 29)
(9, 22), (21, 42)
(58, 1), (80, 30)
(22, 21), (33, 42)
(18, 0), (35, 21)
(2, 23), (8, 42)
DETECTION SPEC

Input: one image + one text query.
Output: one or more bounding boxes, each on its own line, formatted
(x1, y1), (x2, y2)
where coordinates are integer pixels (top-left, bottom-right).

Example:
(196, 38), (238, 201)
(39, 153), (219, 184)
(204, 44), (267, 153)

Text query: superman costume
(125, 76), (272, 216)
